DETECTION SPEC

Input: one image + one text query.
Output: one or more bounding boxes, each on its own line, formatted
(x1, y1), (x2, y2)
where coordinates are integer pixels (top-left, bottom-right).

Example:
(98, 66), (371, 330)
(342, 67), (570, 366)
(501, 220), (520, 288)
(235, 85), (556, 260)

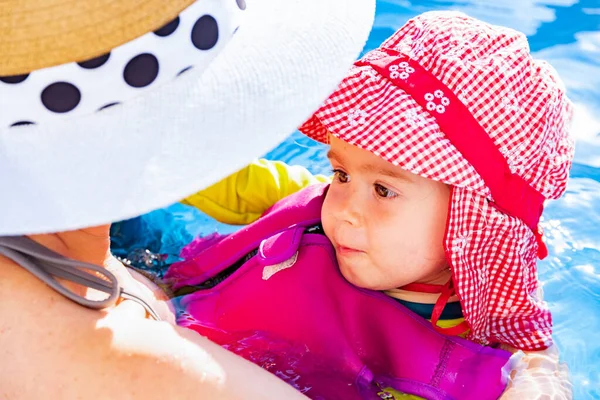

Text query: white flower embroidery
(506, 159), (522, 175)
(544, 182), (556, 197)
(546, 91), (561, 114)
(487, 53), (516, 77)
(398, 37), (414, 55)
(543, 136), (558, 158)
(424, 90), (450, 114)
(447, 32), (488, 65)
(452, 232), (470, 254)
(523, 263), (530, 279)
(347, 109), (367, 127)
(360, 68), (379, 83)
(410, 42), (426, 59)
(389, 61), (415, 80)
(553, 150), (570, 167)
(491, 208), (506, 222)
(404, 159), (417, 172)
(499, 144), (526, 175)
(446, 38), (472, 61)
(501, 93), (520, 112)
(518, 235), (531, 258)
(403, 109), (427, 128)
(361, 51), (384, 63)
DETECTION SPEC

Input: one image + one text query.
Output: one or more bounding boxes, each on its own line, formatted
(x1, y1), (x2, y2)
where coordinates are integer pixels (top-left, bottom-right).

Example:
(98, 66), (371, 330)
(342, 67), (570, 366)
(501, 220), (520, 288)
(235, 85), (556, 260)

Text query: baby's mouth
(335, 244), (365, 255)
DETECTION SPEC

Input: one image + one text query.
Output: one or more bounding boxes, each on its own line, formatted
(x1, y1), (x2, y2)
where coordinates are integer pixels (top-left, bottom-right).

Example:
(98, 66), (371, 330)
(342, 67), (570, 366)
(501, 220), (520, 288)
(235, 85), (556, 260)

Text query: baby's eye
(374, 183), (398, 199)
(332, 169), (350, 183)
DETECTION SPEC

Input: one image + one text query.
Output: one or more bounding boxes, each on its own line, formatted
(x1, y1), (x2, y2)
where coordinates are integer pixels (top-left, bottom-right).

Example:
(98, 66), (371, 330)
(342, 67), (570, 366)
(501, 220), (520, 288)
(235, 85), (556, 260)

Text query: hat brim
(0, 0), (375, 235)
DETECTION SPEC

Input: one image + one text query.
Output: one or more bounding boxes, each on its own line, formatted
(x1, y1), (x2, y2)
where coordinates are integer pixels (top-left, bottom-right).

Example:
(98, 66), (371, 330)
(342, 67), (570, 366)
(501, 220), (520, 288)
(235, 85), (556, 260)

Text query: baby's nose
(336, 188), (365, 226)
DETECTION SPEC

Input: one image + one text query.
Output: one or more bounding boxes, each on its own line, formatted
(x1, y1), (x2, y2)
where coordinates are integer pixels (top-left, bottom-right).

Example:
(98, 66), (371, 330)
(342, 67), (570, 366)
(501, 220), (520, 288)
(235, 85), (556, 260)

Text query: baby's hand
(500, 345), (572, 400)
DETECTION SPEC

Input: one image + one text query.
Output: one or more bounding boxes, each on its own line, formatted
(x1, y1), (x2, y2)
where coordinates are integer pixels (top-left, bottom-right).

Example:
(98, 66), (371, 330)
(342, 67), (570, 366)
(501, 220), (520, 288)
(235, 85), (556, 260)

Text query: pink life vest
(165, 184), (511, 400)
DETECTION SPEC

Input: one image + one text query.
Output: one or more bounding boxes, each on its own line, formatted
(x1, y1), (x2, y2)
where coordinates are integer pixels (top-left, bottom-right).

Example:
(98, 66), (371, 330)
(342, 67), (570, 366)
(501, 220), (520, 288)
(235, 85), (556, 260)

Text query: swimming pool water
(111, 1), (600, 398)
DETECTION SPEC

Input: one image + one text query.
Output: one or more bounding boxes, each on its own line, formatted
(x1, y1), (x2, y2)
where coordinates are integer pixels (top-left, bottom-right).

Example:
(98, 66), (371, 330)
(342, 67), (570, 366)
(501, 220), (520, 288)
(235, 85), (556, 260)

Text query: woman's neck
(24, 225), (118, 298)
(27, 225), (112, 267)
(4, 224), (174, 320)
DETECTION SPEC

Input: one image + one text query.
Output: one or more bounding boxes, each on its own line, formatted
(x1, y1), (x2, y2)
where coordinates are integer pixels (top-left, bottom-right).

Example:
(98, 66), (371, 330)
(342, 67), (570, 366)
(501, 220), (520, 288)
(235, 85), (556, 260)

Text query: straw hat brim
(0, 0), (375, 235)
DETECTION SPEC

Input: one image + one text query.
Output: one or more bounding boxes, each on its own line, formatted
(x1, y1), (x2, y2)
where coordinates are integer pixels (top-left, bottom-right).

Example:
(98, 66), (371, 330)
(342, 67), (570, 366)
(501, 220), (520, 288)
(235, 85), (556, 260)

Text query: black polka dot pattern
(10, 121), (35, 127)
(192, 15), (219, 50)
(98, 102), (121, 111)
(154, 17), (180, 37)
(78, 53), (111, 69)
(177, 66), (193, 76)
(41, 82), (81, 113)
(123, 53), (160, 88)
(1, 2), (238, 129)
(0, 74), (29, 84)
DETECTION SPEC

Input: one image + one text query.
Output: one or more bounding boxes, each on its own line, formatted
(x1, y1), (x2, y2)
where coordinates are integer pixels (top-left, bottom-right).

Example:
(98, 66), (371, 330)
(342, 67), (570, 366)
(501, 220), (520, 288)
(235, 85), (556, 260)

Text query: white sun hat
(0, 0), (375, 235)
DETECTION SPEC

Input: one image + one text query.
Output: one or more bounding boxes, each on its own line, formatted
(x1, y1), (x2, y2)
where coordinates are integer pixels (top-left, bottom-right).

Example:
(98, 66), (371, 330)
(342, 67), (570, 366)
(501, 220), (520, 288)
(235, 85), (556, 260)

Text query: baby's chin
(338, 259), (414, 291)
(338, 261), (388, 291)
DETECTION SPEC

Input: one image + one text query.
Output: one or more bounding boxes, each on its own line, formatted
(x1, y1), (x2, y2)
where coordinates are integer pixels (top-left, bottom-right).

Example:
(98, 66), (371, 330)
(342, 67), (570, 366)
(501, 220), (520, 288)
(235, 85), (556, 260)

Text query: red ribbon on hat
(357, 50), (549, 259)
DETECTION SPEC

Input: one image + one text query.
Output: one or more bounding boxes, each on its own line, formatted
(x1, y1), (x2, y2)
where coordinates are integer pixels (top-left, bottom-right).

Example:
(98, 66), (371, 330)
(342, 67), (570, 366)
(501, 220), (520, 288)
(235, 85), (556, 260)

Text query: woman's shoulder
(0, 255), (307, 400)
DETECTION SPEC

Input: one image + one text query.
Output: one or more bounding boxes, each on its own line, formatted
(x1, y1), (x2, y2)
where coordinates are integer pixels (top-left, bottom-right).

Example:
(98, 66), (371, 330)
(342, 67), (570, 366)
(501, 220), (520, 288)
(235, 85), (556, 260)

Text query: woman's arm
(182, 158), (330, 225)
(0, 257), (307, 400)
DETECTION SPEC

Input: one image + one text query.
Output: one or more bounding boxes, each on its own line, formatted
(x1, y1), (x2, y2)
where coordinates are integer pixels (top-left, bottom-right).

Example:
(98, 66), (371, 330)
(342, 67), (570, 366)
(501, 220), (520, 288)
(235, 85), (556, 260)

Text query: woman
(0, 0), (375, 398)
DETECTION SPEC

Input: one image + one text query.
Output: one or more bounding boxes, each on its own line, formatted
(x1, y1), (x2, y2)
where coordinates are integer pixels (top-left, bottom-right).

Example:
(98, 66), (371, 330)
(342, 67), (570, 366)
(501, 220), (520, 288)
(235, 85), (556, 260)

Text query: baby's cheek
(321, 216), (334, 242)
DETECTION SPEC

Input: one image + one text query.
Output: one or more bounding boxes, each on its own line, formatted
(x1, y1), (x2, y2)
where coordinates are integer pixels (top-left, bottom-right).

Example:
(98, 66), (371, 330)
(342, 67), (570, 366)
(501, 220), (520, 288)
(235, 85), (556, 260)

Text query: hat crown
(376, 11), (574, 199)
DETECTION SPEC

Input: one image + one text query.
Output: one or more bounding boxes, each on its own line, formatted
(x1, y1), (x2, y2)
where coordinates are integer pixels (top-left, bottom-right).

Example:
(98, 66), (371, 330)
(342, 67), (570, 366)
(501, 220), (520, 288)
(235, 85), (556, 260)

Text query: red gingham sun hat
(299, 11), (574, 350)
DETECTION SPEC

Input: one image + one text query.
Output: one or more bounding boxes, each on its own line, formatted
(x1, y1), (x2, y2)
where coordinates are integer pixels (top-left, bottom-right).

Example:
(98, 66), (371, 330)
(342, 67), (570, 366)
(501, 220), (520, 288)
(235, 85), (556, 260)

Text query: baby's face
(322, 136), (450, 290)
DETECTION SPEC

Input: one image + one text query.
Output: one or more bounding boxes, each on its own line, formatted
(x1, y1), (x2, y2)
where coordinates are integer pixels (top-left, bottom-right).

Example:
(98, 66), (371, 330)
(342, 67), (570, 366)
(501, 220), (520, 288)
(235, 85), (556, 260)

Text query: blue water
(111, 1), (600, 398)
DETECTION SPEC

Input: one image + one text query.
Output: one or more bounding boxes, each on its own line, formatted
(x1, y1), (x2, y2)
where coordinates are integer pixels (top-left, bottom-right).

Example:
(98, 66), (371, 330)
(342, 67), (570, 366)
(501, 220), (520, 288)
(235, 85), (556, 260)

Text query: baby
(180, 11), (574, 398)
